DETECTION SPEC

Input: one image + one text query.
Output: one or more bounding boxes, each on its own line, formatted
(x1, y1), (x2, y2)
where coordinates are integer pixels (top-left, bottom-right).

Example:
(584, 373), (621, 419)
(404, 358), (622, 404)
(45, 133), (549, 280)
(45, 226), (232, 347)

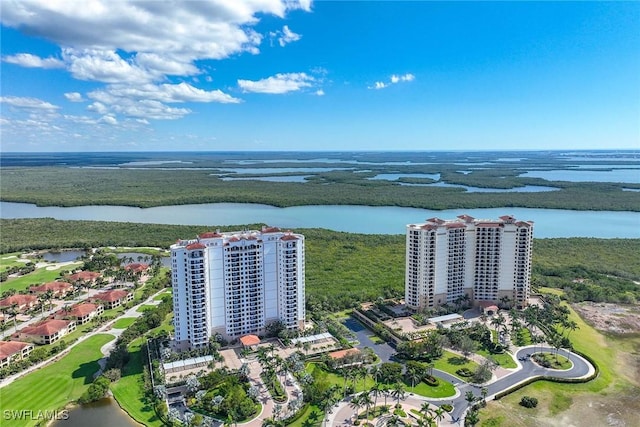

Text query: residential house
(29, 281), (73, 298)
(92, 290), (133, 309)
(18, 319), (76, 345)
(0, 294), (38, 313)
(55, 303), (104, 324)
(0, 341), (34, 368)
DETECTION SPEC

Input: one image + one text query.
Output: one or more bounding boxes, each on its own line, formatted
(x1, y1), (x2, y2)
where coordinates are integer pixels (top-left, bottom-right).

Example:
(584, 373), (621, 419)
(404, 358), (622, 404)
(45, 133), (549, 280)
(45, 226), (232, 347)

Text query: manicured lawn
(111, 337), (164, 427)
(287, 404), (322, 427)
(406, 378), (456, 398)
(112, 317), (137, 329)
(532, 352), (572, 370)
(305, 362), (375, 392)
(433, 350), (480, 379)
(369, 335), (385, 344)
(153, 289), (171, 301)
(0, 334), (114, 427)
(111, 310), (173, 427)
(0, 253), (31, 272)
(1, 263), (82, 292)
(136, 304), (157, 312)
(477, 349), (517, 369)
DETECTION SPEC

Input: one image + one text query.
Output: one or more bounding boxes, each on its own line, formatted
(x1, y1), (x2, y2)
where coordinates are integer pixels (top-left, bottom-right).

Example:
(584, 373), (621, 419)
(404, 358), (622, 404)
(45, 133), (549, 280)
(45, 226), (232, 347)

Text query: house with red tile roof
(124, 263), (149, 273)
(67, 271), (101, 283)
(0, 294), (38, 313)
(92, 290), (133, 309)
(55, 303), (104, 324)
(18, 319), (76, 345)
(29, 281), (73, 297)
(0, 341), (34, 368)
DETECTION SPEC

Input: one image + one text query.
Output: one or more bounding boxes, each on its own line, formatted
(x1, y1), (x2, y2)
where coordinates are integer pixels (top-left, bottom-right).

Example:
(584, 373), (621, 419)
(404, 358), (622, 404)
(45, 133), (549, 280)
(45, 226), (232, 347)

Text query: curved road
(326, 345), (594, 426)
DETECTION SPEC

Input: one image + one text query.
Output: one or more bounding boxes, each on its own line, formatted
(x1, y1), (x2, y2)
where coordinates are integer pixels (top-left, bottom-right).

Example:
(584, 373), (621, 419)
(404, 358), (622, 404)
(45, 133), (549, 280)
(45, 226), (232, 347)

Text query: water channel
(1, 201), (638, 238)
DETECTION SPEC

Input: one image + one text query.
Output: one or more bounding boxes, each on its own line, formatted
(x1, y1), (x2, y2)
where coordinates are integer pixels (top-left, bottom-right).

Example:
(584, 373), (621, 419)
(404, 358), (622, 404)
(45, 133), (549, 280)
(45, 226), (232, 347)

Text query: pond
(52, 398), (139, 427)
(41, 250), (86, 263)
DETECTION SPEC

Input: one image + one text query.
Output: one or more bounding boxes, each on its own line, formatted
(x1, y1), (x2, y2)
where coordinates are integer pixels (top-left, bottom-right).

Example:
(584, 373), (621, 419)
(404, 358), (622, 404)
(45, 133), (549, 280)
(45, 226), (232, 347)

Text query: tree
(465, 391), (476, 405)
(370, 382), (382, 408)
(391, 382), (405, 407)
(360, 390), (373, 421)
(433, 406), (446, 427)
(458, 335), (476, 361)
(349, 394), (362, 422)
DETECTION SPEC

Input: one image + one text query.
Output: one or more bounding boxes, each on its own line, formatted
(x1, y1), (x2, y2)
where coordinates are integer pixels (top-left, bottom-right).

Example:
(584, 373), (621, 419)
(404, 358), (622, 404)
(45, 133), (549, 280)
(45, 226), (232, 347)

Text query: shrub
(456, 368), (473, 377)
(520, 396), (538, 408)
(424, 375), (439, 387)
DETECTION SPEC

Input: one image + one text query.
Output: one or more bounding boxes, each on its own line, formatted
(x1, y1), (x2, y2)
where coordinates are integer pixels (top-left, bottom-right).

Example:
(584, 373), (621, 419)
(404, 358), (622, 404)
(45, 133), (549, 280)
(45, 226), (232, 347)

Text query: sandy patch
(41, 261), (79, 271)
(573, 302), (640, 335)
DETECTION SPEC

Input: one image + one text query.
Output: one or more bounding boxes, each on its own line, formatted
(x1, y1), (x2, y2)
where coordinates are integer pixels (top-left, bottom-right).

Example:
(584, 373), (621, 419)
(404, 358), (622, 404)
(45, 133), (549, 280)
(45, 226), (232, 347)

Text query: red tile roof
(29, 281), (72, 293)
(124, 263), (148, 272)
(68, 271), (101, 281)
(199, 231), (223, 239)
(186, 243), (206, 250)
(21, 319), (72, 336)
(68, 303), (100, 317)
(94, 290), (130, 303)
(445, 222), (467, 229)
(239, 334), (260, 346)
(0, 294), (38, 308)
(476, 222), (502, 228)
(281, 234), (299, 241)
(0, 341), (32, 359)
(262, 226), (282, 233)
(328, 348), (360, 359)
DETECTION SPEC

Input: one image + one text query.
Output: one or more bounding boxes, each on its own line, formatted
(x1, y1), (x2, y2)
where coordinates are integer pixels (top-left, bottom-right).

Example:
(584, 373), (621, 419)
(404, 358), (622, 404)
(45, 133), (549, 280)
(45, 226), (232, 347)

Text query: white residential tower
(405, 215), (533, 310)
(171, 227), (305, 350)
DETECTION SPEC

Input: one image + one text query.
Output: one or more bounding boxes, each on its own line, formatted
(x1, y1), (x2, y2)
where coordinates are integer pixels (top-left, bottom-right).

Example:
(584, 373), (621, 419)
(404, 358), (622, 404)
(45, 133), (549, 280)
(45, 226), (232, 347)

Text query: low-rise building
(124, 263), (149, 274)
(18, 319), (76, 345)
(0, 294), (38, 313)
(92, 290), (133, 309)
(55, 303), (104, 324)
(29, 281), (73, 298)
(0, 341), (34, 368)
(67, 271), (101, 285)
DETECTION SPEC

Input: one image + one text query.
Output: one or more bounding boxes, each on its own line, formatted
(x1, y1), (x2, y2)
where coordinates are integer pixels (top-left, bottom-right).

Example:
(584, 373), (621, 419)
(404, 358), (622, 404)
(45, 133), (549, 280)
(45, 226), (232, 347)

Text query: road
(328, 318), (595, 427)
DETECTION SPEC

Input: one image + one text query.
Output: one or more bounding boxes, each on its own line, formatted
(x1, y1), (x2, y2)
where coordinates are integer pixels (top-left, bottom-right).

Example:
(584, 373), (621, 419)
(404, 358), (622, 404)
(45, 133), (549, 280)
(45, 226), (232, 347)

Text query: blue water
(368, 173), (441, 181)
(1, 202), (638, 238)
(521, 169), (640, 184)
(220, 175), (310, 183)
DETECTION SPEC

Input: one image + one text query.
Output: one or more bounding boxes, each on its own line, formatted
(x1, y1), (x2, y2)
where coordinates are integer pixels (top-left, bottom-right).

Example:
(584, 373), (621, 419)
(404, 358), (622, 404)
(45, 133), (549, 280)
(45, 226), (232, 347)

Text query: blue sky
(1, 1), (638, 152)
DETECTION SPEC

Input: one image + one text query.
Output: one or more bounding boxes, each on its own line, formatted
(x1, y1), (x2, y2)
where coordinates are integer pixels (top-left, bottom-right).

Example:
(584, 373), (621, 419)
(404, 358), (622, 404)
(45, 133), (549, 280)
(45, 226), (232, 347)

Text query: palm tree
(420, 402), (432, 420)
(391, 382), (405, 407)
(465, 391), (476, 406)
(360, 390), (374, 421)
(9, 302), (19, 332)
(433, 407), (445, 427)
(370, 364), (382, 384)
(349, 394), (362, 422)
(370, 382), (382, 408)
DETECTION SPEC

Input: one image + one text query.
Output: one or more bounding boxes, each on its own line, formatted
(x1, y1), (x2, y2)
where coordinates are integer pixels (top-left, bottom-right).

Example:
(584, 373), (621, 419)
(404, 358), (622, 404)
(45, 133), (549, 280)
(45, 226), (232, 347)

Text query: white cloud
(370, 73), (415, 89)
(87, 102), (108, 114)
(238, 73), (315, 94)
(0, 96), (59, 110)
(93, 82), (241, 104)
(100, 115), (118, 125)
(64, 92), (84, 102)
(0, 1), (310, 65)
(369, 81), (387, 90)
(0, 0), (312, 122)
(278, 25), (301, 47)
(315, 89), (325, 96)
(63, 48), (154, 84)
(3, 53), (65, 69)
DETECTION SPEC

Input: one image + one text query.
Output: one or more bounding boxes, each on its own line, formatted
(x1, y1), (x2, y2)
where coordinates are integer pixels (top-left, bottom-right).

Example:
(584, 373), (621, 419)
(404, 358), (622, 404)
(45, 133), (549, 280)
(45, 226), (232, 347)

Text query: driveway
(326, 345), (595, 426)
(342, 317), (396, 363)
